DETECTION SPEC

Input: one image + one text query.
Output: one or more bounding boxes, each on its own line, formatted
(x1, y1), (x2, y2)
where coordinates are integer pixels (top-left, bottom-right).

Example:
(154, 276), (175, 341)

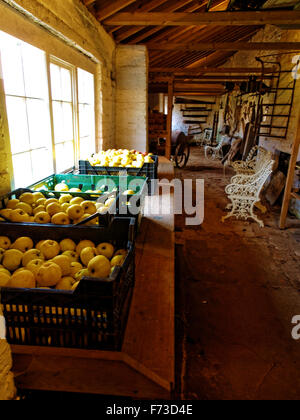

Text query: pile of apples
(88, 149), (155, 168)
(0, 236), (127, 291)
(0, 191), (115, 226)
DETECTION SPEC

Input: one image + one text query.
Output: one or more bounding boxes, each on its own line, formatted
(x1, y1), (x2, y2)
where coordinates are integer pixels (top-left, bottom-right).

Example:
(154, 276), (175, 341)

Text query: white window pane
(27, 99), (52, 149)
(22, 43), (47, 99)
(78, 68), (94, 104)
(62, 102), (73, 141)
(55, 142), (74, 173)
(61, 68), (72, 102)
(31, 148), (53, 181)
(79, 104), (89, 137)
(80, 137), (93, 160)
(12, 152), (33, 188)
(0, 33), (25, 97)
(53, 101), (64, 143)
(5, 96), (30, 154)
(50, 63), (62, 101)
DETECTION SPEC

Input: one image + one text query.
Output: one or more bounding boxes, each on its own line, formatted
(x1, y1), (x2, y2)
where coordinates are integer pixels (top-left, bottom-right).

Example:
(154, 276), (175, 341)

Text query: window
(0, 30), (96, 188)
(0, 31), (53, 188)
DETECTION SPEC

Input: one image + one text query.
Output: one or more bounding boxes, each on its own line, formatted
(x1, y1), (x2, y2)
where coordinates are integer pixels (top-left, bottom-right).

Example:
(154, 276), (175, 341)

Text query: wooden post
(166, 78), (174, 160)
(279, 111), (300, 229)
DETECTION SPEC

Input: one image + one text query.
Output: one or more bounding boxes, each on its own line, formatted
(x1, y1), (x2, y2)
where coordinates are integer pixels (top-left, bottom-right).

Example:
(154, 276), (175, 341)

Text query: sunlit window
(0, 31), (53, 188)
(50, 61), (75, 173)
(78, 68), (95, 159)
(0, 30), (96, 189)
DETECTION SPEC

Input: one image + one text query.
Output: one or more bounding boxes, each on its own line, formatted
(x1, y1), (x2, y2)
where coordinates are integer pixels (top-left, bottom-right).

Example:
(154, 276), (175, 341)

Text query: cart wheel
(174, 143), (190, 168)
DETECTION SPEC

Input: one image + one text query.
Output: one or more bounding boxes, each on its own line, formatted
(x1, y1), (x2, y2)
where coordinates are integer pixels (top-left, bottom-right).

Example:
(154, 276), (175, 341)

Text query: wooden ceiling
(81, 0), (300, 96)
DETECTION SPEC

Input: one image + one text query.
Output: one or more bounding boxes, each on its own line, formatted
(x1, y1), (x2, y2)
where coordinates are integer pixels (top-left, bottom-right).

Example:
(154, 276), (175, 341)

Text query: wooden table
(11, 158), (175, 399)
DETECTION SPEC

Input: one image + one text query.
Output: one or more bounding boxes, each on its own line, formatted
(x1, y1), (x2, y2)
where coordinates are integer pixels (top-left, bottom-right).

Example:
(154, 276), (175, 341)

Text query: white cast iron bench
(204, 140), (223, 161)
(231, 146), (271, 175)
(222, 158), (275, 227)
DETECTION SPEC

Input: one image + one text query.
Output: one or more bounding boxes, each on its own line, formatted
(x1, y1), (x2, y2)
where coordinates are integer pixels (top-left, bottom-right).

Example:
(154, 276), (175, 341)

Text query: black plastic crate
(0, 188), (115, 227)
(78, 155), (158, 196)
(0, 218), (135, 351)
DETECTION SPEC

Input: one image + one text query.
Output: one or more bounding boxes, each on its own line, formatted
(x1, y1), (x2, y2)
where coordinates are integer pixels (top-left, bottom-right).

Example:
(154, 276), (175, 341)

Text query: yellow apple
(114, 249), (127, 257)
(0, 236), (11, 250)
(33, 205), (46, 216)
(37, 262), (62, 287)
(51, 212), (71, 225)
(44, 198), (59, 208)
(46, 202), (62, 217)
(96, 243), (115, 260)
(10, 209), (30, 223)
(16, 202), (33, 215)
(62, 251), (79, 263)
(88, 255), (111, 278)
(75, 268), (89, 281)
(60, 239), (76, 253)
(55, 276), (74, 291)
(0, 209), (12, 220)
(2, 249), (23, 271)
(70, 262), (83, 278)
(26, 259), (44, 279)
(80, 247), (98, 267)
(22, 249), (44, 267)
(76, 240), (95, 256)
(81, 201), (97, 215)
(40, 240), (60, 260)
(55, 181), (69, 192)
(59, 194), (73, 204)
(0, 267), (11, 277)
(34, 211), (51, 224)
(6, 199), (19, 210)
(11, 237), (34, 253)
(10, 270), (36, 289)
(67, 204), (84, 221)
(32, 192), (45, 202)
(19, 192), (35, 206)
(52, 255), (71, 276)
(111, 255), (126, 267)
(0, 272), (10, 287)
(36, 240), (46, 251)
(61, 202), (71, 213)
(36, 198), (47, 207)
(70, 197), (84, 206)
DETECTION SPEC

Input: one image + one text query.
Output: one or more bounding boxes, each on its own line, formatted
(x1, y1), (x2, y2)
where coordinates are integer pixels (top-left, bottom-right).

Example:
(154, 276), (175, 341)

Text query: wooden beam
(103, 10), (300, 26)
(147, 42), (300, 51)
(114, 0), (194, 42)
(279, 111), (300, 229)
(97, 0), (138, 21)
(150, 67), (274, 74)
(166, 79), (174, 160)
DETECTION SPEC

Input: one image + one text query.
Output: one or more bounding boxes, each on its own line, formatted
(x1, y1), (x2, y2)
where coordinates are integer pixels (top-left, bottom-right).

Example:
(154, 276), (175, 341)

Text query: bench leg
(222, 197), (265, 227)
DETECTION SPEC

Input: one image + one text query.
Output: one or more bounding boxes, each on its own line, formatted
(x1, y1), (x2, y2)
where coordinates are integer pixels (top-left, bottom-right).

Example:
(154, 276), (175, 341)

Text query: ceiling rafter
(96, 0), (138, 21)
(147, 41), (300, 51)
(124, 0), (230, 44)
(114, 0), (197, 43)
(103, 10), (300, 26)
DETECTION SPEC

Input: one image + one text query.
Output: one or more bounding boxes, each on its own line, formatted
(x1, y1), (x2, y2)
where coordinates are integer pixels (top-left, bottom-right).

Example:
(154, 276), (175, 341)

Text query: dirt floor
(175, 146), (300, 401)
